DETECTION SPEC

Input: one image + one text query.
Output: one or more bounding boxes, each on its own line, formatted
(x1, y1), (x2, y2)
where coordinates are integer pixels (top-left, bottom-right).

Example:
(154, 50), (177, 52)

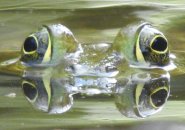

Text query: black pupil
(151, 89), (168, 107)
(151, 37), (167, 52)
(22, 83), (37, 100)
(24, 37), (37, 52)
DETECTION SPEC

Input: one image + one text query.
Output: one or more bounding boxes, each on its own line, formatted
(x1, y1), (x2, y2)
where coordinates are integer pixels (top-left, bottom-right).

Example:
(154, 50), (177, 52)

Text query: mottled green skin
(113, 23), (141, 63)
(46, 24), (78, 65)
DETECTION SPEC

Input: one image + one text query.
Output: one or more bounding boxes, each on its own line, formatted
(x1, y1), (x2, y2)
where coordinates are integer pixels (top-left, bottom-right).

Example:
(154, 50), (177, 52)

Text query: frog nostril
(23, 37), (37, 53)
(151, 37), (168, 52)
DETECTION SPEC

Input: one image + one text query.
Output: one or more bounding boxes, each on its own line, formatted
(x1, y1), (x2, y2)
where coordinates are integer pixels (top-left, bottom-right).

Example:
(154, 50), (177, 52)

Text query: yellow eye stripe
(133, 83), (145, 117)
(150, 35), (168, 54)
(42, 76), (51, 107)
(42, 31), (52, 64)
(22, 80), (38, 103)
(135, 83), (145, 106)
(22, 77), (51, 108)
(136, 32), (146, 63)
(23, 35), (38, 55)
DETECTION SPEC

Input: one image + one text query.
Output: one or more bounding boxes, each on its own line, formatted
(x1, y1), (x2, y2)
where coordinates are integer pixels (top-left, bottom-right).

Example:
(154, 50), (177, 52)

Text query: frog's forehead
(138, 24), (165, 40)
(45, 24), (78, 53)
(45, 24), (74, 37)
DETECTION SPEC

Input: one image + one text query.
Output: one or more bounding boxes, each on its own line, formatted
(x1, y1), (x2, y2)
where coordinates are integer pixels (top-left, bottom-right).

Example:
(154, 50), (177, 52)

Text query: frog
(112, 22), (169, 66)
(0, 24), (79, 76)
(0, 22), (171, 77)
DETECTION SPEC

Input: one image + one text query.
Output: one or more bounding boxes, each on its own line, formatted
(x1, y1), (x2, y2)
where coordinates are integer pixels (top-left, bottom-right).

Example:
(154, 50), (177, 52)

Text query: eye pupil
(151, 89), (167, 107)
(22, 82), (37, 100)
(24, 37), (37, 52)
(151, 37), (167, 52)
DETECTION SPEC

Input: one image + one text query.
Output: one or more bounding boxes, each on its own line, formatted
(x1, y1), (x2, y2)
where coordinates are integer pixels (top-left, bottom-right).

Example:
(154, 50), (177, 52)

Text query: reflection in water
(21, 68), (170, 118)
(22, 69), (73, 114)
(114, 72), (170, 118)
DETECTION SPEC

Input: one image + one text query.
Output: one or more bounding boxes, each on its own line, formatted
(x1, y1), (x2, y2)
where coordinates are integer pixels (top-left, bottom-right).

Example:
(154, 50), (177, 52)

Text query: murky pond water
(0, 0), (185, 130)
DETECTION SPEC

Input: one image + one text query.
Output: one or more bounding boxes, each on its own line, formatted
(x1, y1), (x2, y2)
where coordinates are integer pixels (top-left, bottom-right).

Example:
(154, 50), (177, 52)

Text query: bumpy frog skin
(113, 22), (169, 66)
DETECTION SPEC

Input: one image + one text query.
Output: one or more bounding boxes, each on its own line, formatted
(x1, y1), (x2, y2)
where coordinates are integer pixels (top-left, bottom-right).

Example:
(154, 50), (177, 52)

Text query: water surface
(0, 1), (185, 130)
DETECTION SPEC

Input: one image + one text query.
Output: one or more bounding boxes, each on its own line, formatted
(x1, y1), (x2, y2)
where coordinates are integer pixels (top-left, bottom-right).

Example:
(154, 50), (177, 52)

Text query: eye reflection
(114, 72), (170, 118)
(22, 81), (38, 101)
(150, 88), (168, 108)
(21, 70), (73, 114)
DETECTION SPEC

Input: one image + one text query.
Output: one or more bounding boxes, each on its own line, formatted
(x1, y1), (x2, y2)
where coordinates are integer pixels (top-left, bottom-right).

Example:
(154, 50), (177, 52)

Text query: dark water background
(0, 0), (185, 130)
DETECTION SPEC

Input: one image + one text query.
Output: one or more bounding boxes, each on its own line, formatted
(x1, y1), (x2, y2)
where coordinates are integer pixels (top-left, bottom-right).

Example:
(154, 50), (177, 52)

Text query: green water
(0, 0), (185, 130)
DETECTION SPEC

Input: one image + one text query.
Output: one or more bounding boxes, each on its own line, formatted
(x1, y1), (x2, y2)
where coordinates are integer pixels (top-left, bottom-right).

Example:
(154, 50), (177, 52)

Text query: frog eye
(23, 36), (38, 54)
(150, 87), (168, 108)
(22, 81), (38, 102)
(135, 24), (169, 65)
(150, 36), (168, 53)
(20, 27), (51, 65)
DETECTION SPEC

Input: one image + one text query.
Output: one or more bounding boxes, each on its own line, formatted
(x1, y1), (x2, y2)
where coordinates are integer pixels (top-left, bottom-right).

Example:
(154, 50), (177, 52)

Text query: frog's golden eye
(113, 23), (170, 66)
(20, 24), (78, 66)
(20, 27), (52, 65)
(135, 24), (170, 65)
(150, 35), (168, 53)
(23, 36), (38, 54)
(22, 80), (38, 102)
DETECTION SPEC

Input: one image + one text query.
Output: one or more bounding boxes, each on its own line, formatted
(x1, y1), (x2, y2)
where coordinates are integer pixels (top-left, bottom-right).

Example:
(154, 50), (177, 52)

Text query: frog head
(20, 24), (78, 66)
(114, 23), (169, 66)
